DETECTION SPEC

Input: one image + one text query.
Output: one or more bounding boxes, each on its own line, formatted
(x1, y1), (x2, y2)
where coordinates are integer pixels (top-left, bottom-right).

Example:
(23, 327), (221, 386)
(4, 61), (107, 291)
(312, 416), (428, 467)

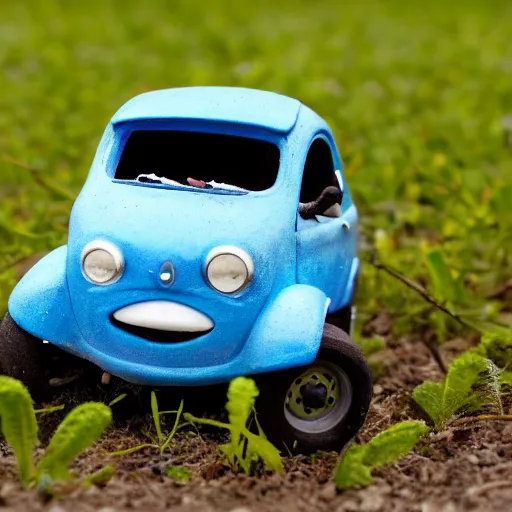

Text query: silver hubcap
(284, 360), (352, 434)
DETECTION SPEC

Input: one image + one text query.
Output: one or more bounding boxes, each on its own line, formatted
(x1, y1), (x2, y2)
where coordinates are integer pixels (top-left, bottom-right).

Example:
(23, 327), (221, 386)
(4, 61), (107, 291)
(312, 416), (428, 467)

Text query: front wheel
(0, 313), (51, 402)
(255, 324), (372, 454)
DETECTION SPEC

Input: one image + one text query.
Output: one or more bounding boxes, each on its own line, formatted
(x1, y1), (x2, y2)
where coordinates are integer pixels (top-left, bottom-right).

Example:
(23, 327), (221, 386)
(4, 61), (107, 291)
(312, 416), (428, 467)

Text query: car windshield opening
(114, 130), (281, 192)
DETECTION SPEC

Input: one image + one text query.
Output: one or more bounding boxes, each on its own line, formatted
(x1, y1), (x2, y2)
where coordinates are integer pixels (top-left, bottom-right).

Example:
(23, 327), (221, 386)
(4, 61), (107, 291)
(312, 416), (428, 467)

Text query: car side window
(298, 138), (343, 220)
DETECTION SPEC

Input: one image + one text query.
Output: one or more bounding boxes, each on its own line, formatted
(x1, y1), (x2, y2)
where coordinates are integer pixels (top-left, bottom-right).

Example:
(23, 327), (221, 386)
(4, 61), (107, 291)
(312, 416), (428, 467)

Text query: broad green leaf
(413, 352), (497, 429)
(442, 352), (491, 420)
(37, 402), (112, 481)
(334, 444), (372, 489)
(362, 421), (429, 468)
(0, 377), (38, 487)
(335, 421), (428, 490)
(412, 381), (444, 429)
(500, 371), (512, 387)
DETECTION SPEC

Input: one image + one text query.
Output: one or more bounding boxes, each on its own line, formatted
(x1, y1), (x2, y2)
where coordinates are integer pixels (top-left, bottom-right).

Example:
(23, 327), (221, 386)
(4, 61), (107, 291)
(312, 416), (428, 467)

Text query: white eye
(81, 241), (124, 285)
(205, 246), (254, 294)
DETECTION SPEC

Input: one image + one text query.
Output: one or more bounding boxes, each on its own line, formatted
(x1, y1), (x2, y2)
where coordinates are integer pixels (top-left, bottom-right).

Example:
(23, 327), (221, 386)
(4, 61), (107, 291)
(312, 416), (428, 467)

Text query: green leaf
(160, 399), (184, 453)
(334, 444), (372, 489)
(108, 394), (127, 407)
(243, 430), (284, 474)
(37, 402), (112, 481)
(226, 376), (258, 431)
(500, 371), (512, 386)
(479, 329), (512, 369)
(184, 378), (283, 475)
(0, 377), (38, 487)
(83, 465), (114, 488)
(425, 250), (459, 304)
(412, 381), (445, 429)
(151, 391), (164, 444)
(334, 421), (428, 490)
(443, 352), (491, 419)
(362, 420), (429, 468)
(165, 465), (191, 483)
(413, 352), (497, 429)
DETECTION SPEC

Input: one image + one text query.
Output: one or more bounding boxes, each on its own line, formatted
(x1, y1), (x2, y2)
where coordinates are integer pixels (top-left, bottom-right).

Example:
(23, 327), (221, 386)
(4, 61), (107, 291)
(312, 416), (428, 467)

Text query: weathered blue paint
(8, 87), (359, 386)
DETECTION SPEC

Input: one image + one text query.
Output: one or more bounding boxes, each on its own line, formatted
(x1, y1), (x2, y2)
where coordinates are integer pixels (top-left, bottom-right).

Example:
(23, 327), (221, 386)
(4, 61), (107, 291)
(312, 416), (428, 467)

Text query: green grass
(1, 0), (511, 338)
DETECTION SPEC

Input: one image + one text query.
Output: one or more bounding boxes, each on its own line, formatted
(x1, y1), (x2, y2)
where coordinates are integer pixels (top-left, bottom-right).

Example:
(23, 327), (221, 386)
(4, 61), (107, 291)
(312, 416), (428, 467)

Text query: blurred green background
(1, 0), (511, 339)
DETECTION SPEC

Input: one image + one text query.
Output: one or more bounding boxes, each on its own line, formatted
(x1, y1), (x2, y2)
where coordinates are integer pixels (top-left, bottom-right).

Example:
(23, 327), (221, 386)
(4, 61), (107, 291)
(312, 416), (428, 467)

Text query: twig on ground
(367, 257), (477, 332)
(422, 331), (448, 374)
(466, 479), (512, 497)
(450, 414), (512, 427)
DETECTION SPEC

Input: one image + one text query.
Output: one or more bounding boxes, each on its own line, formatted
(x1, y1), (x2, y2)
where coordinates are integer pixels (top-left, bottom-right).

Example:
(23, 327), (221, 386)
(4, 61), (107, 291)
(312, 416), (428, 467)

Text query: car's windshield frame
(107, 120), (285, 196)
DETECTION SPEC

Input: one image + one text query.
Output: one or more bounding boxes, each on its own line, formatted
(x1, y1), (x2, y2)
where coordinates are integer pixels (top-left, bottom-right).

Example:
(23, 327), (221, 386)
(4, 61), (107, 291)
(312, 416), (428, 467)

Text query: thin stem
(183, 413), (231, 431)
(160, 400), (184, 454)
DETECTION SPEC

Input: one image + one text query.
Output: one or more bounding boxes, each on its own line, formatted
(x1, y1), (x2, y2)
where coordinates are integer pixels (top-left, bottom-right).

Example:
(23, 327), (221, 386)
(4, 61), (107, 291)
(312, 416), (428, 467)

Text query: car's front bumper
(70, 284), (328, 385)
(9, 248), (329, 385)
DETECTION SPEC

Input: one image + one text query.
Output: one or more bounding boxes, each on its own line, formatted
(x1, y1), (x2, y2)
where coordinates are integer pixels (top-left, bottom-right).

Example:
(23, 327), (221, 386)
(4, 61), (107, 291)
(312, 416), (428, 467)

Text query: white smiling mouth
(112, 301), (214, 341)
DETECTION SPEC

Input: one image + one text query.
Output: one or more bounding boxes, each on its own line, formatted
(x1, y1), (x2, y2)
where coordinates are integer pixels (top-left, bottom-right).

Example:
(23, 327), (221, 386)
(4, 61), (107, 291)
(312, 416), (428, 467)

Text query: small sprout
(110, 394), (184, 457)
(185, 377), (283, 475)
(0, 377), (113, 488)
(412, 352), (502, 429)
(37, 402), (112, 482)
(108, 393), (128, 407)
(0, 376), (38, 487)
(83, 465), (115, 488)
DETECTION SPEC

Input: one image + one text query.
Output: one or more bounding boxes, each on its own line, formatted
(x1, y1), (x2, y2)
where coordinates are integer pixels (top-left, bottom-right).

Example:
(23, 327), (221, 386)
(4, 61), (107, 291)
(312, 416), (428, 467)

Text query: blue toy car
(1, 87), (371, 453)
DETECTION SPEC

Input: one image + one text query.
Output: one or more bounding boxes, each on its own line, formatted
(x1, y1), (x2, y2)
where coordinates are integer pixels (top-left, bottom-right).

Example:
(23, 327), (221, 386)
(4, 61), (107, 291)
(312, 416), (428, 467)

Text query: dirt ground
(1, 326), (511, 512)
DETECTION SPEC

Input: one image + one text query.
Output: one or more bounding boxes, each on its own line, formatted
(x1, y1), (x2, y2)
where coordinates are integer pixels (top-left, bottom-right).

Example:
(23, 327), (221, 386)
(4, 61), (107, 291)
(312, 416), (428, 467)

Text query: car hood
(65, 177), (297, 369)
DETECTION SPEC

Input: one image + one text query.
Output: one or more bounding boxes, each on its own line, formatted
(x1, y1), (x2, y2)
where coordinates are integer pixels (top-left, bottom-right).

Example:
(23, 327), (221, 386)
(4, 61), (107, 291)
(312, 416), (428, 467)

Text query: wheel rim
(284, 360), (352, 434)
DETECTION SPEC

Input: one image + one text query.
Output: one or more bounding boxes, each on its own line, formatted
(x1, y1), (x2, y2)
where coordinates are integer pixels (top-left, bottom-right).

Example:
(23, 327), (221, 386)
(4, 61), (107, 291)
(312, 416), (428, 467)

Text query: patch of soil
(1, 338), (511, 512)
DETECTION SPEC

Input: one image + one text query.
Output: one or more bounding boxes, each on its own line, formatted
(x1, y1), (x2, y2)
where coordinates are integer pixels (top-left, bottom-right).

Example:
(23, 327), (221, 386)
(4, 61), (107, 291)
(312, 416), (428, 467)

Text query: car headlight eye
(205, 246), (254, 294)
(81, 241), (124, 285)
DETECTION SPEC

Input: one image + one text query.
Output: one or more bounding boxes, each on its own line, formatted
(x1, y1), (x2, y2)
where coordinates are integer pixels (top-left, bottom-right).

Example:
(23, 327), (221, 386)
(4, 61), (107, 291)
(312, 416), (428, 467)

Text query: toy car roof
(111, 86), (301, 134)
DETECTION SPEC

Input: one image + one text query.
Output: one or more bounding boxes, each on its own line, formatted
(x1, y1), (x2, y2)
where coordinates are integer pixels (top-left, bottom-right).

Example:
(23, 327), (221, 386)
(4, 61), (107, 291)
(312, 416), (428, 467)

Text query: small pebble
(466, 454), (479, 465)
(319, 482), (337, 501)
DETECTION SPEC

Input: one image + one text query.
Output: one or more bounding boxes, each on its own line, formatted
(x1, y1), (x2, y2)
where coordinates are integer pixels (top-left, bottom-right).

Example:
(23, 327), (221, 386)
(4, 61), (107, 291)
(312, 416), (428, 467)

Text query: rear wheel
(256, 324), (372, 454)
(0, 313), (51, 402)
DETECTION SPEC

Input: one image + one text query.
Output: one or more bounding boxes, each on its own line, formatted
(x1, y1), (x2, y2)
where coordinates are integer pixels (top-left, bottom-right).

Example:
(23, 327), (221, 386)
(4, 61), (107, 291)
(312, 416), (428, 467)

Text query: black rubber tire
(0, 313), (51, 402)
(255, 323), (372, 454)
